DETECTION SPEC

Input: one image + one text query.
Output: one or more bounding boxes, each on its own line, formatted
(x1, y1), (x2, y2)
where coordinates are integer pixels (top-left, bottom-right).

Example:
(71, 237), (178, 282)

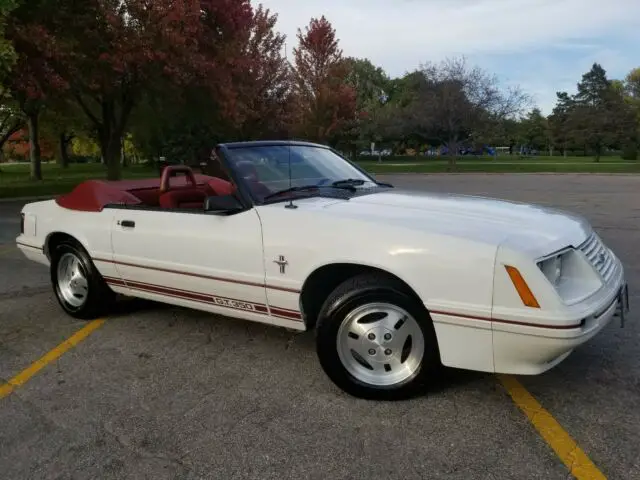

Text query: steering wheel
(160, 165), (198, 193)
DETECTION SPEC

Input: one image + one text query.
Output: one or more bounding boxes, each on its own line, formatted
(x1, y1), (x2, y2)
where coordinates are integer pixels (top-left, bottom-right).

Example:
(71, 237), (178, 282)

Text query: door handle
(118, 220), (135, 228)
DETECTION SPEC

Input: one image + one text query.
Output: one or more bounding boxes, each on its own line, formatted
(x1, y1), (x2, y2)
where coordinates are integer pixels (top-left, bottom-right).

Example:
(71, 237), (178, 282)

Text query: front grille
(578, 233), (616, 282)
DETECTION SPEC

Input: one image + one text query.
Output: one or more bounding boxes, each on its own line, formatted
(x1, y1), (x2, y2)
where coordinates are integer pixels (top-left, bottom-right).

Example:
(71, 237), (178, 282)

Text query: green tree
(622, 68), (640, 158)
(519, 108), (549, 152)
(344, 57), (390, 110)
(415, 56), (530, 167)
(4, 0), (69, 180)
(70, 134), (100, 158)
(569, 63), (633, 161)
(342, 57), (391, 155)
(0, 0), (20, 76)
(39, 96), (89, 168)
(548, 92), (575, 157)
(0, 86), (23, 157)
(624, 68), (640, 100)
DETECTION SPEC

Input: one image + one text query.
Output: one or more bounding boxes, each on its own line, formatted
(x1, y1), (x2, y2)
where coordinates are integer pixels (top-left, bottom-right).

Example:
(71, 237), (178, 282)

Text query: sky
(258, 0), (640, 115)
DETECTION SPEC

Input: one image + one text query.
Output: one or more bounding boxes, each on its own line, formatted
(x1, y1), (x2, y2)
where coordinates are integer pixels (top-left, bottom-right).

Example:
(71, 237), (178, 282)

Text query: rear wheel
(50, 239), (115, 320)
(315, 273), (441, 400)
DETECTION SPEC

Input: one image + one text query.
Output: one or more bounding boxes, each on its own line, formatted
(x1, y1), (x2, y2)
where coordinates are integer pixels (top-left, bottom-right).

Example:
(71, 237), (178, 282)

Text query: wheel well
(45, 232), (80, 260)
(299, 263), (424, 329)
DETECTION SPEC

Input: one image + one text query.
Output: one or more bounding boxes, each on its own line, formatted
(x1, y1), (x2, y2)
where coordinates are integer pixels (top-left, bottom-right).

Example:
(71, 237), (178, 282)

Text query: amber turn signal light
(505, 265), (540, 308)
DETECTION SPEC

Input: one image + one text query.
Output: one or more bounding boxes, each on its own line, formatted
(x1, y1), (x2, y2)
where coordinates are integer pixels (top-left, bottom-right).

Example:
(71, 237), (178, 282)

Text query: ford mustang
(15, 140), (630, 399)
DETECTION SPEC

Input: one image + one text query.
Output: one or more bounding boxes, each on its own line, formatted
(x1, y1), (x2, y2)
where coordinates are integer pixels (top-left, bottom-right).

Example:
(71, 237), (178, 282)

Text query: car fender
(257, 204), (500, 322)
(20, 199), (115, 268)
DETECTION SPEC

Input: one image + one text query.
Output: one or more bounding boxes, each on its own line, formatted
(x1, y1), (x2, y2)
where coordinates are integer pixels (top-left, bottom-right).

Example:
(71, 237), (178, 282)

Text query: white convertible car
(16, 141), (630, 399)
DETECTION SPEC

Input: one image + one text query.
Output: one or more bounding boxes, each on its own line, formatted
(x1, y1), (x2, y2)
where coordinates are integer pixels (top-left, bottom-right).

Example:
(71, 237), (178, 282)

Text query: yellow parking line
(0, 319), (106, 399)
(498, 374), (607, 480)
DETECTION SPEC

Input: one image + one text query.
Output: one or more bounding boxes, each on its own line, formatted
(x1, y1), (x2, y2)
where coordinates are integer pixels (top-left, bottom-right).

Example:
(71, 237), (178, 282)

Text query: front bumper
(493, 275), (630, 375)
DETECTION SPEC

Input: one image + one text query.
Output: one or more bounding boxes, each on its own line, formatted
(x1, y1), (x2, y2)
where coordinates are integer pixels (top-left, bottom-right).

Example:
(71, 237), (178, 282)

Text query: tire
(315, 273), (441, 400)
(50, 238), (116, 320)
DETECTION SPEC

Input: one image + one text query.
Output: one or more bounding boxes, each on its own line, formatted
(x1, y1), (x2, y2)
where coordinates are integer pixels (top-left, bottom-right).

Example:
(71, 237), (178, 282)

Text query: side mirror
(204, 195), (244, 214)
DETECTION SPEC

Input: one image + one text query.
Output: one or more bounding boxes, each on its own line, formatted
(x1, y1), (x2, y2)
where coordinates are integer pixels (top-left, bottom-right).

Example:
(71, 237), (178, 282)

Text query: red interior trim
(55, 174), (221, 212)
(94, 257), (300, 293)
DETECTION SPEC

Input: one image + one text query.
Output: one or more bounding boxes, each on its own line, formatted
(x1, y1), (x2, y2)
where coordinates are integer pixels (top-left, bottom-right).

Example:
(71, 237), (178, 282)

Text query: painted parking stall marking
(0, 319), (106, 399)
(499, 374), (607, 480)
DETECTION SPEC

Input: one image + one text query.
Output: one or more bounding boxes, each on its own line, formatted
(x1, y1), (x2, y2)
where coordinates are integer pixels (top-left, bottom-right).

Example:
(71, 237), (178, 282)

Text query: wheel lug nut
(384, 333), (392, 340)
(368, 349), (376, 356)
(368, 333), (376, 340)
(384, 349), (392, 355)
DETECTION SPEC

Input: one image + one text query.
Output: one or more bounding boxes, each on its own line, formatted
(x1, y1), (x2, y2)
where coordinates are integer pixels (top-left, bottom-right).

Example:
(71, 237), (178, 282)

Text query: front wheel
(315, 273), (441, 400)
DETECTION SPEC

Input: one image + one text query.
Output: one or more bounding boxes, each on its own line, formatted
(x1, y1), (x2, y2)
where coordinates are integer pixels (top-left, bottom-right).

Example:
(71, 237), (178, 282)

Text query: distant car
(16, 140), (630, 399)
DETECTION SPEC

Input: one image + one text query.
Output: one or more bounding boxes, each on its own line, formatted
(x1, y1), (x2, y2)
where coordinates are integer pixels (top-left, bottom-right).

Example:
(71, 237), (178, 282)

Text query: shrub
(620, 144), (638, 161)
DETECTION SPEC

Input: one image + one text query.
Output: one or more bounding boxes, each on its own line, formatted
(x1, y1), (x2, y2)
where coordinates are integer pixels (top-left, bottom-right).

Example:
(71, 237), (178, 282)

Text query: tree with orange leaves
(290, 16), (356, 146)
(233, 4), (293, 139)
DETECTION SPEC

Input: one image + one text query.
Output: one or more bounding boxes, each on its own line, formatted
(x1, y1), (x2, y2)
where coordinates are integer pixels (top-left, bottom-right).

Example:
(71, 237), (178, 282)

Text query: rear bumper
(16, 235), (49, 266)
(493, 276), (630, 375)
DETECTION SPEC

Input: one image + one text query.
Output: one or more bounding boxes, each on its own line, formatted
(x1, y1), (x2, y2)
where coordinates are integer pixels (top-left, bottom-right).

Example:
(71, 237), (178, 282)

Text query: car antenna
(285, 144), (297, 209)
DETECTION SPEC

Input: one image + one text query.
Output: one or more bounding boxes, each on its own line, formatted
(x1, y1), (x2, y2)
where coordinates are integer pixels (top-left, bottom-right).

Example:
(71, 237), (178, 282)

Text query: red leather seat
(158, 188), (207, 209)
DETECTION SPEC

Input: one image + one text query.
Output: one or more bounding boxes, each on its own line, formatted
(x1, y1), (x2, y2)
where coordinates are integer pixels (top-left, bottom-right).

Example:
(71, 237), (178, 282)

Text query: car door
(108, 207), (270, 321)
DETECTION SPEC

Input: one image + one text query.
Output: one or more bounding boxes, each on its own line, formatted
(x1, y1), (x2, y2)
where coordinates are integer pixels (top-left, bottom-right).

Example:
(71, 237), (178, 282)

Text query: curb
(372, 172), (640, 176)
(0, 195), (55, 204)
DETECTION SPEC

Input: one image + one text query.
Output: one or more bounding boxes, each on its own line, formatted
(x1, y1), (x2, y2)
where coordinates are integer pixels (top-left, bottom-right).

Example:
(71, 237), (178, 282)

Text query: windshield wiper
(331, 178), (365, 188)
(262, 181), (362, 202)
(262, 185), (326, 202)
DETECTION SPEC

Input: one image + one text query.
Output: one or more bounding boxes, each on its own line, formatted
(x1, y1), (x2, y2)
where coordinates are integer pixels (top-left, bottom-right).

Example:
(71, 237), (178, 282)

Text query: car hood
(302, 189), (593, 257)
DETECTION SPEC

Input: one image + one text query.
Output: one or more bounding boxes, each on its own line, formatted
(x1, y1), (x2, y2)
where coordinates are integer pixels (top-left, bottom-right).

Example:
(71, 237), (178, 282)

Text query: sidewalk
(0, 195), (55, 204)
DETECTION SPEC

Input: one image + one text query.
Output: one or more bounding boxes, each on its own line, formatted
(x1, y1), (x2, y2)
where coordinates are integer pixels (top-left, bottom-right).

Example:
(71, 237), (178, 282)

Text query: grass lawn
(0, 162), (154, 199)
(359, 158), (640, 174)
(0, 156), (638, 199)
(358, 154), (633, 163)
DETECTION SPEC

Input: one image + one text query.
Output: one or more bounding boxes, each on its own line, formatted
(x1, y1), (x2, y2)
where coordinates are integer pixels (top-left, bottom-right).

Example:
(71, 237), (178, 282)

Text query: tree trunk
(100, 131), (122, 181)
(58, 133), (70, 168)
(0, 121), (23, 152)
(27, 111), (42, 181)
(121, 136), (129, 168)
(447, 139), (458, 169)
(78, 94), (132, 177)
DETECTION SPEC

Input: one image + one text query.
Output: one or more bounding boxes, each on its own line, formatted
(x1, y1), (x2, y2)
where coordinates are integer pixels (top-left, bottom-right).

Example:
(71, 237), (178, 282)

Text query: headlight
(535, 246), (606, 304)
(538, 254), (563, 286)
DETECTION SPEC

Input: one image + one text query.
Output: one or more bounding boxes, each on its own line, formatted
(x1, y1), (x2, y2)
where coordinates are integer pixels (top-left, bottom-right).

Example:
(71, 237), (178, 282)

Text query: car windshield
(224, 144), (382, 204)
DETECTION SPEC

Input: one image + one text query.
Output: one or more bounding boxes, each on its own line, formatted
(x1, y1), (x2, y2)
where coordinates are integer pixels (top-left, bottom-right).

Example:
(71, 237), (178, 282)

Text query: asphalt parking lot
(1, 174), (639, 480)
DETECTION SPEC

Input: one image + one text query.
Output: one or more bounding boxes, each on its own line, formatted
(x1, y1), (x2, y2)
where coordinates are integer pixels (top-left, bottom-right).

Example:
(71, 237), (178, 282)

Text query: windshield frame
(217, 141), (389, 206)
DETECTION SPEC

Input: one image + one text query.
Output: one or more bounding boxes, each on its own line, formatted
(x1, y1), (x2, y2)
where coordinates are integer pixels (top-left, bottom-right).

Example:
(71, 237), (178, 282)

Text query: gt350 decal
(212, 296), (255, 311)
(103, 276), (302, 321)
